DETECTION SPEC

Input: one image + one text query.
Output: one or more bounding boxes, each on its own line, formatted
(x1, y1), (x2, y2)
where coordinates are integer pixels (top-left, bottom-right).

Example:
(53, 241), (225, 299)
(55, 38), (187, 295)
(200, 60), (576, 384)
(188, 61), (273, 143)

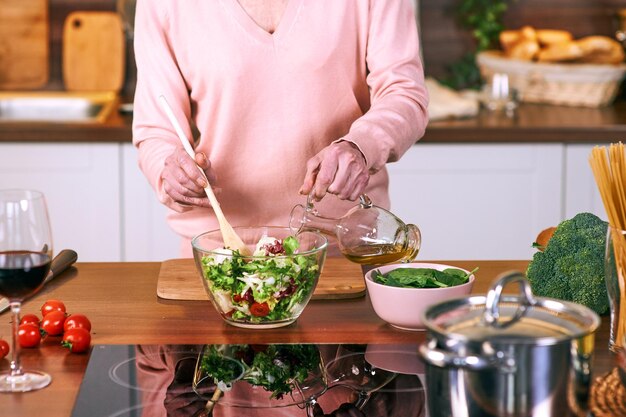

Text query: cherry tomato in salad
(18, 323), (41, 348)
(61, 328), (91, 354)
(63, 314), (92, 332)
(249, 302), (270, 317)
(233, 289), (254, 304)
(0, 339), (9, 359)
(41, 310), (67, 336)
(41, 299), (66, 317)
(19, 313), (40, 326)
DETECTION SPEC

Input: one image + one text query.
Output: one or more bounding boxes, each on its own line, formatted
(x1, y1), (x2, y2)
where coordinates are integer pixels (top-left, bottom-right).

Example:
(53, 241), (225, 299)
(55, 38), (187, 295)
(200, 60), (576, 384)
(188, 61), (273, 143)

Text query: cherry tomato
(0, 339), (9, 359)
(63, 314), (92, 333)
(249, 302), (270, 317)
(41, 310), (67, 336)
(41, 299), (66, 317)
(18, 323), (41, 348)
(19, 314), (40, 327)
(61, 328), (91, 354)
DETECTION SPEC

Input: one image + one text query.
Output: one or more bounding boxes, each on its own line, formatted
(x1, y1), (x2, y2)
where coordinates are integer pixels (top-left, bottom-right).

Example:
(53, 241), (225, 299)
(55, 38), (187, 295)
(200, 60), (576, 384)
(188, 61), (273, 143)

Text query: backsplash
(42, 0), (626, 95)
(45, 0), (135, 96)
(421, 0), (626, 78)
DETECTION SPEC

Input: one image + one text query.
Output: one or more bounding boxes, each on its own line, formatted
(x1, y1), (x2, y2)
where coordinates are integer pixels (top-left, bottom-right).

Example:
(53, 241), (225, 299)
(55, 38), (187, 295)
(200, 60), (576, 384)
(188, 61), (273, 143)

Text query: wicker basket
(476, 50), (626, 107)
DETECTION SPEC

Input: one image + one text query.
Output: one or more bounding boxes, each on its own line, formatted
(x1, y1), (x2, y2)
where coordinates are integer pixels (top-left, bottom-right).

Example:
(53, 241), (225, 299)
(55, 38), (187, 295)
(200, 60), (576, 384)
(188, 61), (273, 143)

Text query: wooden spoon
(158, 95), (251, 256)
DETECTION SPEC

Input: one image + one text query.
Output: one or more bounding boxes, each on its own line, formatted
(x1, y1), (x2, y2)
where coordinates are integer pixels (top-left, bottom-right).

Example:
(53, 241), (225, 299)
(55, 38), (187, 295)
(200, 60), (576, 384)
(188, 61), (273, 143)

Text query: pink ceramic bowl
(364, 262), (475, 331)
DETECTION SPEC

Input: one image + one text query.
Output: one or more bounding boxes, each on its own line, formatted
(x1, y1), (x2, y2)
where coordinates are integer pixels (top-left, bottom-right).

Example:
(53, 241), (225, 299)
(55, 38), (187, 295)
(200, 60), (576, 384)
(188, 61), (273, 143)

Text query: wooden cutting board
(0, 0), (49, 89)
(62, 11), (125, 92)
(157, 257), (366, 301)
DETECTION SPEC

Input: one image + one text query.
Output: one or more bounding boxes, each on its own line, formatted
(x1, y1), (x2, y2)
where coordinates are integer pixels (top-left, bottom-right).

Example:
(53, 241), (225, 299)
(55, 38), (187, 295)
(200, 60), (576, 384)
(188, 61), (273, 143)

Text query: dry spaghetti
(590, 143), (626, 349)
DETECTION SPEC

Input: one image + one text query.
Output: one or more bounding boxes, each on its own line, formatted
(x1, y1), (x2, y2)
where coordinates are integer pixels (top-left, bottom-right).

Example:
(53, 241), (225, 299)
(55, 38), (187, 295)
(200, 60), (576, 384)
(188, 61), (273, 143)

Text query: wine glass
(0, 189), (53, 392)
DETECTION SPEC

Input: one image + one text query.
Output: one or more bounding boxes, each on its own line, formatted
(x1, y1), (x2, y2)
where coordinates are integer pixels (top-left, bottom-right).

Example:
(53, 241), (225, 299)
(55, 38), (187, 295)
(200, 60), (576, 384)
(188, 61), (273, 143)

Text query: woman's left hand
(300, 141), (369, 202)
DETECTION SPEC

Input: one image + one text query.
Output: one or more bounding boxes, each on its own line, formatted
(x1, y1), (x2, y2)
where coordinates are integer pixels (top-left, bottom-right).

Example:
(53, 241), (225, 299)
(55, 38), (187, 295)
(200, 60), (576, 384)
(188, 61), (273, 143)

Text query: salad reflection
(134, 344), (425, 417)
(195, 344), (324, 402)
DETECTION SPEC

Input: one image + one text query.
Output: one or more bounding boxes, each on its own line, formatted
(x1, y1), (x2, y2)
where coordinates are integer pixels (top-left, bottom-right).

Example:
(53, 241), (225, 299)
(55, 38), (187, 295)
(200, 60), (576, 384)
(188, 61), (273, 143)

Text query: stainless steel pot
(419, 271), (600, 417)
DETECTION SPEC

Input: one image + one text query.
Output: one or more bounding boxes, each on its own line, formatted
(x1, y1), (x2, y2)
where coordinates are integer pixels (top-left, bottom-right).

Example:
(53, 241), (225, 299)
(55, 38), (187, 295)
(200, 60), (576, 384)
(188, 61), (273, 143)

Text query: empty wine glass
(0, 189), (53, 392)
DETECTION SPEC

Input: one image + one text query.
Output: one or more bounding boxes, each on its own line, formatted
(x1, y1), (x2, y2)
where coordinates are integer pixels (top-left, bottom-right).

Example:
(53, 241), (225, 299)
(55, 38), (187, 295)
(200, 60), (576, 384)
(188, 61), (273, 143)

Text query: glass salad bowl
(192, 226), (328, 329)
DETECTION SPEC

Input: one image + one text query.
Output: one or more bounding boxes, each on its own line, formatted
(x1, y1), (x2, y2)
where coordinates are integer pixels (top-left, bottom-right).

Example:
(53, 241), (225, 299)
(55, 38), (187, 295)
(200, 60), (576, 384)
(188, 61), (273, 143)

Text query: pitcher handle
(359, 194), (373, 209)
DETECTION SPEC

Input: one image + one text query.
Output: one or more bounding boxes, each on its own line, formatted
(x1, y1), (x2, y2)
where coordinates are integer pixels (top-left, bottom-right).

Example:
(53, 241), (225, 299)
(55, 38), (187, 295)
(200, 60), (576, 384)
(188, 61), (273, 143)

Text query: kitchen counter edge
(3, 102), (626, 143)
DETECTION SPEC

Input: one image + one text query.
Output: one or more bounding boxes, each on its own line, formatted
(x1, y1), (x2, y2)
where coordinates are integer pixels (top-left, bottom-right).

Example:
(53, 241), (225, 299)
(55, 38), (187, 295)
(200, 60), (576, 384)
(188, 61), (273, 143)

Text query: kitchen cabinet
(0, 142), (176, 262)
(0, 141), (609, 262)
(565, 143), (609, 220)
(0, 142), (121, 261)
(388, 143), (564, 260)
(121, 143), (180, 261)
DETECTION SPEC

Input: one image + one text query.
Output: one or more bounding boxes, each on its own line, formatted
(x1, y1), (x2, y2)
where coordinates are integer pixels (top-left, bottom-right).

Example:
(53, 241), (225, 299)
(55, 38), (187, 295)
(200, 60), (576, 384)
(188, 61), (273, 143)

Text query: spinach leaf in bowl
(372, 267), (477, 289)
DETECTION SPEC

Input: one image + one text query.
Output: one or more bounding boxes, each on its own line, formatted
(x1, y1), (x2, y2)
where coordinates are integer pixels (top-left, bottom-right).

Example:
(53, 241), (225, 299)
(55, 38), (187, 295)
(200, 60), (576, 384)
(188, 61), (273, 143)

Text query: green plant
(458, 0), (509, 52)
(526, 212), (609, 315)
(440, 0), (510, 90)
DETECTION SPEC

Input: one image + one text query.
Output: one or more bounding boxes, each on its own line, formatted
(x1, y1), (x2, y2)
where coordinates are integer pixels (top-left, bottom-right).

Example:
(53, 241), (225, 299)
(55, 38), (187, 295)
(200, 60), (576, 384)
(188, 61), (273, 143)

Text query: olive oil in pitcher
(289, 195), (421, 265)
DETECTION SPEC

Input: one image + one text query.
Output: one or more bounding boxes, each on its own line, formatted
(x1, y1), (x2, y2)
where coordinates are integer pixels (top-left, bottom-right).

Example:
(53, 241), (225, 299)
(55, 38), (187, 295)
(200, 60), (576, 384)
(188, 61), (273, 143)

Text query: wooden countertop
(2, 102), (626, 143)
(425, 101), (626, 143)
(0, 108), (133, 143)
(0, 259), (616, 416)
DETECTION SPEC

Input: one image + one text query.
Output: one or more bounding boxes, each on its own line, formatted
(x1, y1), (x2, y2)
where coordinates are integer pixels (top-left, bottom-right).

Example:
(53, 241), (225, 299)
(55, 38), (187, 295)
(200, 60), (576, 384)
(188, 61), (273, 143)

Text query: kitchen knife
(0, 249), (78, 314)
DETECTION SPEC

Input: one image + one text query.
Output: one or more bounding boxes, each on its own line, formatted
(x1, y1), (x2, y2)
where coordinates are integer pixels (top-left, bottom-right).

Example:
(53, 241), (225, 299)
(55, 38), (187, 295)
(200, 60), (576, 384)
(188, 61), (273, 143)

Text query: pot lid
(422, 271), (601, 346)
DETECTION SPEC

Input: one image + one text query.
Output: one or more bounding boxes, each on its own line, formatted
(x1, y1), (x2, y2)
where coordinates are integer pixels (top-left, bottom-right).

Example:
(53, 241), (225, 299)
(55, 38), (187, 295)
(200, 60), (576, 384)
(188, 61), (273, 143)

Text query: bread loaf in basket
(477, 50), (626, 107)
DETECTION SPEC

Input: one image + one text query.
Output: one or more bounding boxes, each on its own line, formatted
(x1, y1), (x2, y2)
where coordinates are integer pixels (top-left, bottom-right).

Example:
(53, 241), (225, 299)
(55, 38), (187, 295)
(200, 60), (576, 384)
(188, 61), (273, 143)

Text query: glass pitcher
(289, 194), (421, 265)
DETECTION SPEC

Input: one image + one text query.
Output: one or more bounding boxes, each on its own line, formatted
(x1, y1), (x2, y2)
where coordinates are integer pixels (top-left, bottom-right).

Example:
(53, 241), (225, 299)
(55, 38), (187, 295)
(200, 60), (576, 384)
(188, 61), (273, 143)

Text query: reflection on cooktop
(71, 343), (426, 417)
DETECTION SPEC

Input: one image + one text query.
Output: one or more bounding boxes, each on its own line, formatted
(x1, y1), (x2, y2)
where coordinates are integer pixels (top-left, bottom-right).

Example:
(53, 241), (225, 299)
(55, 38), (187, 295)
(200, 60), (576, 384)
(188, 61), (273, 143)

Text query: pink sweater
(133, 0), (428, 256)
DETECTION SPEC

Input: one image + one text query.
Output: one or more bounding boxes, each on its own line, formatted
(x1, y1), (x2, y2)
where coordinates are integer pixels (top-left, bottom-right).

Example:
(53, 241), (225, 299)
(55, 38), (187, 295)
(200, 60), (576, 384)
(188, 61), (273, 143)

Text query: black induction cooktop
(70, 343), (426, 417)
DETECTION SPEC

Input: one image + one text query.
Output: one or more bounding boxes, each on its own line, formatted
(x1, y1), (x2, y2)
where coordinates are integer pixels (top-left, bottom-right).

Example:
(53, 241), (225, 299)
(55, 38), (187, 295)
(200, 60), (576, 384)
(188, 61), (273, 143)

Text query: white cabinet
(121, 143), (180, 261)
(0, 143), (121, 262)
(564, 143), (609, 220)
(0, 142), (179, 262)
(387, 143), (564, 260)
(0, 141), (610, 262)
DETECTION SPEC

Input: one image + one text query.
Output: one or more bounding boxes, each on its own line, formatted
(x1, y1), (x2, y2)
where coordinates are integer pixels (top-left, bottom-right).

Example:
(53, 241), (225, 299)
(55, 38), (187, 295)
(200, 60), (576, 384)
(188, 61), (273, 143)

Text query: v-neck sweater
(132, 0), (429, 255)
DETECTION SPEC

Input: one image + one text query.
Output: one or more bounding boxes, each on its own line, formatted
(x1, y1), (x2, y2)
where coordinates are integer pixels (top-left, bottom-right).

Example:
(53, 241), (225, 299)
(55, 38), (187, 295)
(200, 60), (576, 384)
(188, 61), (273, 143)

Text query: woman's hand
(161, 147), (216, 208)
(164, 357), (208, 417)
(300, 141), (369, 202)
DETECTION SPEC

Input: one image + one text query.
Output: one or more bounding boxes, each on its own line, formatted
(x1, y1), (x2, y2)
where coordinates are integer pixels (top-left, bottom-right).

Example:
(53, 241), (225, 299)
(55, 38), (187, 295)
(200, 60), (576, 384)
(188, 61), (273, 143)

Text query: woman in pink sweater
(133, 0), (429, 257)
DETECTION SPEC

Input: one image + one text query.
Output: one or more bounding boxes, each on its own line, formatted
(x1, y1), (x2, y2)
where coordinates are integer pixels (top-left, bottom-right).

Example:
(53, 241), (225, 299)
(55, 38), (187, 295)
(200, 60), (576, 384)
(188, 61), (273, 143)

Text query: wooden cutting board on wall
(157, 257), (366, 301)
(0, 0), (49, 89)
(62, 11), (125, 92)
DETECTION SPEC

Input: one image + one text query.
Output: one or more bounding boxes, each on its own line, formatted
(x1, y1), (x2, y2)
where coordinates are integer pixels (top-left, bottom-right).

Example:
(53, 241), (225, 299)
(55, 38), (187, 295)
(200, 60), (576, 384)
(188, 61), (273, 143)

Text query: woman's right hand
(161, 147), (216, 208)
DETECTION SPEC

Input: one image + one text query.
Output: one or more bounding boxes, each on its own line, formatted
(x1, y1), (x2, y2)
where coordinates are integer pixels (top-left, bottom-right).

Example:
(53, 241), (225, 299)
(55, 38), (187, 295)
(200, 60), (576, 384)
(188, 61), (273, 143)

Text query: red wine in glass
(0, 251), (51, 300)
(0, 189), (53, 392)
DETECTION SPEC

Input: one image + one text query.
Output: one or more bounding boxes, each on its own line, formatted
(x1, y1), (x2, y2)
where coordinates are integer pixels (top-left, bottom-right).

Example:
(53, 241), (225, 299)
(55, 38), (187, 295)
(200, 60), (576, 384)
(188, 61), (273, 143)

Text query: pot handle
(419, 339), (502, 371)
(483, 271), (537, 329)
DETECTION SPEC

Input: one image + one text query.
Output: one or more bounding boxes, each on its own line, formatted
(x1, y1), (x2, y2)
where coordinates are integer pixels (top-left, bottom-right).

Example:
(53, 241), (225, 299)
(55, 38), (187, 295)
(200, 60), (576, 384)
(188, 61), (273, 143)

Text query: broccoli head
(526, 212), (609, 315)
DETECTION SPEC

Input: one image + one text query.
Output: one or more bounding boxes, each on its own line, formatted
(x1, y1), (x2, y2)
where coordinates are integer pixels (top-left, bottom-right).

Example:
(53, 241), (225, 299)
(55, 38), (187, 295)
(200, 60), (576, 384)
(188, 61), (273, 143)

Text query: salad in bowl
(192, 226), (327, 328)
